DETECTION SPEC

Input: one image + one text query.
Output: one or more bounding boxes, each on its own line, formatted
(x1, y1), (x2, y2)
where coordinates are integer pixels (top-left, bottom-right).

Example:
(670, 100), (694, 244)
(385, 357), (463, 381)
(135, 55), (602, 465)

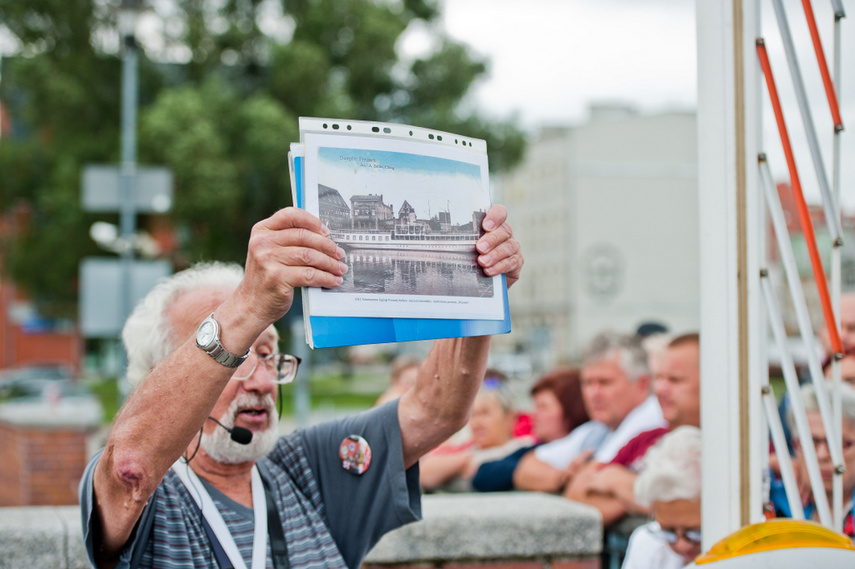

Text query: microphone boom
(207, 416), (253, 445)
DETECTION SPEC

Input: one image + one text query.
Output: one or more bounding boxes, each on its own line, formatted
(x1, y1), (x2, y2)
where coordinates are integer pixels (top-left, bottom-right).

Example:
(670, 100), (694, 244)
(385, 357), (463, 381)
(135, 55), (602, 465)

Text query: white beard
(200, 392), (279, 464)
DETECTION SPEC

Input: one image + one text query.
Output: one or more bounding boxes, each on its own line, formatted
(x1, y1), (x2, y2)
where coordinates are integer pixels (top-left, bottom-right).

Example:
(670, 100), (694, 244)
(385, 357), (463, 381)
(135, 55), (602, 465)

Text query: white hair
(634, 426), (702, 507)
(583, 331), (649, 383)
(789, 381), (855, 436)
(122, 262), (245, 388)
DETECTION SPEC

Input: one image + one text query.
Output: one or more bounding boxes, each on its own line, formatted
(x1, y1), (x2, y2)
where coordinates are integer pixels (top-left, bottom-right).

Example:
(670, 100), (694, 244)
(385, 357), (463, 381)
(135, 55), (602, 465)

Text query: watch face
(197, 320), (216, 347)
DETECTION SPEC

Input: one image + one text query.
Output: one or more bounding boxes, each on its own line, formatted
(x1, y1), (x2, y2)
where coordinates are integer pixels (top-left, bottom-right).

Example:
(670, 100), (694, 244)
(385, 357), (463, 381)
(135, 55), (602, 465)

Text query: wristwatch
(195, 313), (251, 368)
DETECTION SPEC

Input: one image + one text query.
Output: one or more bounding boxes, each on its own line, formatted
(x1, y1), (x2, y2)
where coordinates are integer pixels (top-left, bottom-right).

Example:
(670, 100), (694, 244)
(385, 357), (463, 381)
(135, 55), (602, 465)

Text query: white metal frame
(698, 0), (848, 545)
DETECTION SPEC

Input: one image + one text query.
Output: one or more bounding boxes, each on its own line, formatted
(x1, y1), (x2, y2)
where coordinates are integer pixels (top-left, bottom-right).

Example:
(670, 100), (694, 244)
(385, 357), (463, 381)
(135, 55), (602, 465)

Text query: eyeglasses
(649, 521), (701, 545)
(232, 353), (302, 384)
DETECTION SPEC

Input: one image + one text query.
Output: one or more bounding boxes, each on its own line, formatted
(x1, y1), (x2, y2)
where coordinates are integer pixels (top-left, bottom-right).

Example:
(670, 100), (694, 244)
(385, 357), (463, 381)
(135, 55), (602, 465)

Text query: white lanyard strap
(172, 460), (268, 569)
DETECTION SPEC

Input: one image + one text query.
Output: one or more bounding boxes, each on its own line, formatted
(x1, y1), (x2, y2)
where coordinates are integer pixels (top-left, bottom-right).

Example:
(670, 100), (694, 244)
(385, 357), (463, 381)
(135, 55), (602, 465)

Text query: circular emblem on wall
(584, 243), (624, 301)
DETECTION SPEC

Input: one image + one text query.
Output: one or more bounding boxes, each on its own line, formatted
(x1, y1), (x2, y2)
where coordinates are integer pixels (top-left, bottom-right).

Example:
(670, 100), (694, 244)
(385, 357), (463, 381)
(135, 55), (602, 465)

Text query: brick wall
(0, 420), (92, 506)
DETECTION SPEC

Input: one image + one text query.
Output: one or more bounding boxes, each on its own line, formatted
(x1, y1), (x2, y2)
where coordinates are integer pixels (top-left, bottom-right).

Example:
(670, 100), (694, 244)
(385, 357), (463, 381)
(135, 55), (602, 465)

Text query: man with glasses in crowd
(79, 206), (523, 569)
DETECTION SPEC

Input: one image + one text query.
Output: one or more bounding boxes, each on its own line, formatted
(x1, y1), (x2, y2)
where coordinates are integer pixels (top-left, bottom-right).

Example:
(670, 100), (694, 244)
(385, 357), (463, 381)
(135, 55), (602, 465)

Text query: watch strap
(204, 342), (251, 368)
(198, 314), (251, 369)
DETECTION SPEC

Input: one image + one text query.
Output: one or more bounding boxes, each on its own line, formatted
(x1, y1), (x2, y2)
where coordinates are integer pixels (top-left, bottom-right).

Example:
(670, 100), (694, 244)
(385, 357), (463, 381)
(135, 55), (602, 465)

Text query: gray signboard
(81, 165), (174, 213)
(79, 258), (172, 337)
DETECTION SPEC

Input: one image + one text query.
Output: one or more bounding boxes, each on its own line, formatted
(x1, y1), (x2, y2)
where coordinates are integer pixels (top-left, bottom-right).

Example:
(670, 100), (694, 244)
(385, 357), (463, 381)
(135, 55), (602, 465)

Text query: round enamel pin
(339, 434), (372, 475)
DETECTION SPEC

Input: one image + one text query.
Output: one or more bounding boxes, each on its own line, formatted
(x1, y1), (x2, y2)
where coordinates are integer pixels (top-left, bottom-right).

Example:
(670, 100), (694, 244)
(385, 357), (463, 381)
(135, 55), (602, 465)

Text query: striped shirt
(80, 401), (421, 569)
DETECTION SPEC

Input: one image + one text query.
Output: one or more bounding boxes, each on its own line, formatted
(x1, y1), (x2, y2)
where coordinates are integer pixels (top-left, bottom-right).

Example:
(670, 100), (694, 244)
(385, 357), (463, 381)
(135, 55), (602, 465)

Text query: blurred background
(0, 0), (853, 505)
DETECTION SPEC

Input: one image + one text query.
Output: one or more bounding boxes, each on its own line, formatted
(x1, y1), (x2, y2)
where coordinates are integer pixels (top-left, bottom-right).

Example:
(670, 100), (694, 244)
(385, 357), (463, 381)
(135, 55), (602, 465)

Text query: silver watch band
(197, 313), (251, 369)
(204, 342), (250, 368)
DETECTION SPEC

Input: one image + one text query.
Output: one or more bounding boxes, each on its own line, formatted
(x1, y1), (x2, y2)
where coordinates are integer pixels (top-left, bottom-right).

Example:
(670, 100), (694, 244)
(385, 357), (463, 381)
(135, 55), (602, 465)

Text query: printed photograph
(303, 133), (505, 321)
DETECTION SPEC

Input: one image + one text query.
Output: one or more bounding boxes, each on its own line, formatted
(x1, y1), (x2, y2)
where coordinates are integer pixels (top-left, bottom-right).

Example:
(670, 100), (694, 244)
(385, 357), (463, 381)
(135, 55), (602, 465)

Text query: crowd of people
(388, 305), (855, 568)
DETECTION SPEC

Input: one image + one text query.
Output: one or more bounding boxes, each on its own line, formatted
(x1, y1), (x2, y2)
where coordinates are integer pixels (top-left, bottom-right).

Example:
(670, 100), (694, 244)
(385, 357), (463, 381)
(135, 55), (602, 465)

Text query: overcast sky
(405, 0), (855, 211)
(433, 0), (698, 128)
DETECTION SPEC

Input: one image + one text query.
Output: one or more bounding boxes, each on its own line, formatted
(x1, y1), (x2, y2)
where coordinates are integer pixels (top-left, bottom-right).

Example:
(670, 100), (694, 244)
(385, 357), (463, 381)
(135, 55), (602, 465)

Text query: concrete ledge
(0, 494), (602, 569)
(0, 506), (88, 569)
(365, 493), (602, 564)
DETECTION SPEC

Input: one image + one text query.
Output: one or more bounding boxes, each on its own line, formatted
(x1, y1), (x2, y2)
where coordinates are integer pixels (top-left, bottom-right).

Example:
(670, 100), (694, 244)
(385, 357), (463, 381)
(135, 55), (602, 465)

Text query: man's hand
(564, 462), (645, 524)
(236, 207), (348, 329)
(559, 450), (594, 488)
(578, 463), (628, 497)
(477, 204), (523, 289)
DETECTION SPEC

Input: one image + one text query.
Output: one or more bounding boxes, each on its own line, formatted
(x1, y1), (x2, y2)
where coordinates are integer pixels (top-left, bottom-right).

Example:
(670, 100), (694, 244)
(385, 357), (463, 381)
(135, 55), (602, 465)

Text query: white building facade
(496, 106), (700, 367)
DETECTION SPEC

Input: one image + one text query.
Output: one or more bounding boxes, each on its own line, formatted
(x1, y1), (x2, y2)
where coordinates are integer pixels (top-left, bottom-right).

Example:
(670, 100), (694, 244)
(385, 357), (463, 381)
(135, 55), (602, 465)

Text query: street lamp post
(118, 0), (143, 390)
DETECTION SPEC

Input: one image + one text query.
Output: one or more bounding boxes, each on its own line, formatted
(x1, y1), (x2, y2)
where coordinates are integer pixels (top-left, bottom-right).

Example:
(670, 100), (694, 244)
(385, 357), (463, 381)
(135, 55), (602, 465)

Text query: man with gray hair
(513, 331), (665, 492)
(79, 205), (523, 569)
(565, 333), (700, 525)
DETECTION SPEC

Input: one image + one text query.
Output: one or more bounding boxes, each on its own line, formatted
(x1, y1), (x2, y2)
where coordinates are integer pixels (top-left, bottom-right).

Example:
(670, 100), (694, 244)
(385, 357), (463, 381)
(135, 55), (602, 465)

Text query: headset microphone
(207, 416), (253, 445)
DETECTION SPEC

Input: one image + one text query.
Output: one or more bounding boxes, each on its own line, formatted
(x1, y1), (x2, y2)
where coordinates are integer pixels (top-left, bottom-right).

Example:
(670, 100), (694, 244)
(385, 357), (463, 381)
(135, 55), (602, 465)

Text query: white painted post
(696, 0), (765, 548)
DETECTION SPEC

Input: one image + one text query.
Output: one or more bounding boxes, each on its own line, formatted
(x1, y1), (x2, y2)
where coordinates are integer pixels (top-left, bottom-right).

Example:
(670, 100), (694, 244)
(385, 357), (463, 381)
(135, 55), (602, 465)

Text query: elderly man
(79, 206), (523, 569)
(512, 331), (665, 492)
(771, 382), (855, 538)
(564, 333), (700, 525)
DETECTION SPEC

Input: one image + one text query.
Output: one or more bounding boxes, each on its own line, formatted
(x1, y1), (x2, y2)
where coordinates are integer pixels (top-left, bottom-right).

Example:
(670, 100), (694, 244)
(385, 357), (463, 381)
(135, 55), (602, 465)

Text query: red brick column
(0, 420), (94, 506)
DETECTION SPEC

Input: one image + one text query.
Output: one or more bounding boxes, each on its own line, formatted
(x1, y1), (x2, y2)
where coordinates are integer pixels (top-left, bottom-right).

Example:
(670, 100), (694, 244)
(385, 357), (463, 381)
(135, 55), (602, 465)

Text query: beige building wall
(496, 107), (700, 368)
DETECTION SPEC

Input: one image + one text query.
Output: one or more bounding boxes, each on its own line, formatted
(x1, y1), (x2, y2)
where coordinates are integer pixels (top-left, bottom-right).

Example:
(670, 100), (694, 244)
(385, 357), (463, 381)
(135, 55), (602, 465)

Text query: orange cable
(801, 0), (844, 131)
(756, 39), (843, 355)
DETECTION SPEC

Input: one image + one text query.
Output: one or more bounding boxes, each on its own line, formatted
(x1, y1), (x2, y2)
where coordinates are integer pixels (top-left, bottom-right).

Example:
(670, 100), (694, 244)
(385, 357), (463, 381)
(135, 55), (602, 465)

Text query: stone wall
(364, 493), (602, 569)
(0, 493), (602, 569)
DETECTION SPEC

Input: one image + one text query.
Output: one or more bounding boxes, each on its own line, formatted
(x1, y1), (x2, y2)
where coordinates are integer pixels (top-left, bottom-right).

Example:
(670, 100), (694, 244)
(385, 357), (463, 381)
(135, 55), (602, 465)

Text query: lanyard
(173, 460), (267, 569)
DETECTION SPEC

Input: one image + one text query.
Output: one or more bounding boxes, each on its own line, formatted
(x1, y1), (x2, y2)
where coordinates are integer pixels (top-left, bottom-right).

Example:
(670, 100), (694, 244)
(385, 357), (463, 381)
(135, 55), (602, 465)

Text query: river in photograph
(332, 249), (495, 297)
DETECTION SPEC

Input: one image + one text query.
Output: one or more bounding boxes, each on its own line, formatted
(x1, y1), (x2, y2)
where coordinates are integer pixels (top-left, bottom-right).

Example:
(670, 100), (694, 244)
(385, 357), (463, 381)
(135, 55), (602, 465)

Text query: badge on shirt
(339, 434), (372, 475)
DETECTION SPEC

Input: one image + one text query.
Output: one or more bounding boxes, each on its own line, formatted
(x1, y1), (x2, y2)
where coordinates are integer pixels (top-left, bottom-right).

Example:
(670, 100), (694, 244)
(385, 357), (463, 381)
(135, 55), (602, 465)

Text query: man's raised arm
(397, 204), (523, 469)
(90, 208), (347, 566)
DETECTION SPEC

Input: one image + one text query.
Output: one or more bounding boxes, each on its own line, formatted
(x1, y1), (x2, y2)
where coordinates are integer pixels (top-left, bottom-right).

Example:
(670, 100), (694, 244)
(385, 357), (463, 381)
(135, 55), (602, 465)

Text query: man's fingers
(476, 220), (513, 255)
(251, 225), (344, 262)
(481, 254), (524, 282)
(250, 242), (347, 284)
(478, 237), (521, 270)
(481, 203), (508, 233)
(478, 241), (523, 288)
(259, 206), (330, 235)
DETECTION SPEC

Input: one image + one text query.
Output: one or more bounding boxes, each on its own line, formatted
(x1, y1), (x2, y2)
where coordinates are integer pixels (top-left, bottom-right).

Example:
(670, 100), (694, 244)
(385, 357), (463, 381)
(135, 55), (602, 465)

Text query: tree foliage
(0, 0), (526, 318)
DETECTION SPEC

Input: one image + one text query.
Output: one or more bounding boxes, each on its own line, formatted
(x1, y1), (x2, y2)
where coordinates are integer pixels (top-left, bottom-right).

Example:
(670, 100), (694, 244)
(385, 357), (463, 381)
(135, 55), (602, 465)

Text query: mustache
(221, 392), (276, 425)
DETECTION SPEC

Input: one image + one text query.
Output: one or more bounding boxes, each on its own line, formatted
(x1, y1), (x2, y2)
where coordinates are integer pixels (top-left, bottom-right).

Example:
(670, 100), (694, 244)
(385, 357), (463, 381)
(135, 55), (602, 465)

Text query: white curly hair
(634, 426), (702, 507)
(122, 262), (245, 388)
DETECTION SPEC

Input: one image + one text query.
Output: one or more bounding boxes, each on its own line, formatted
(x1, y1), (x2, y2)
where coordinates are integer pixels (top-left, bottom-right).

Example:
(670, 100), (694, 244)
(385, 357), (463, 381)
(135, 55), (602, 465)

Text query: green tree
(0, 0), (525, 319)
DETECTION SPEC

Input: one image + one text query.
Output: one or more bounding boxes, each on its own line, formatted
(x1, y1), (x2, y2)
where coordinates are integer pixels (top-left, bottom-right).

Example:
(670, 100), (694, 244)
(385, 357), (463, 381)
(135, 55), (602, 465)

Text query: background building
(496, 105), (700, 369)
